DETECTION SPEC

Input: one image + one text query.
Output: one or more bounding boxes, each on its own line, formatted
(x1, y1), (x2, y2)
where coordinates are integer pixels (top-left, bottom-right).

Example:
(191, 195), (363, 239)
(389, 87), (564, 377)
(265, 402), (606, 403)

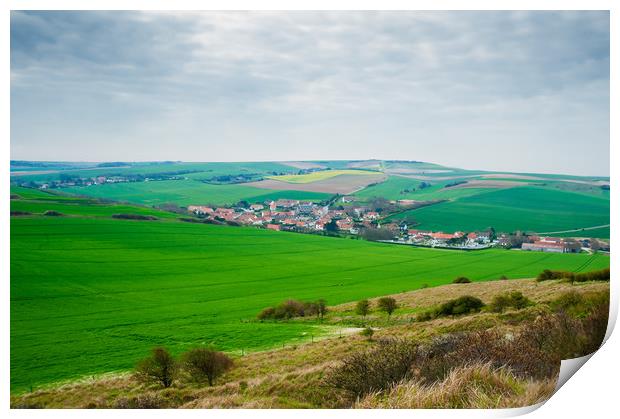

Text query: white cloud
(10, 11), (609, 175)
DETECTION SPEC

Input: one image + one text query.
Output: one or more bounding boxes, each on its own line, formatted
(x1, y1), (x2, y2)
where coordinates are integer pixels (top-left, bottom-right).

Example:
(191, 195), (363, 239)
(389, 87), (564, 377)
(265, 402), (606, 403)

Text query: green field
(389, 186), (610, 237)
(63, 180), (331, 206)
(354, 175), (497, 201)
(11, 212), (609, 392)
(11, 161), (299, 183)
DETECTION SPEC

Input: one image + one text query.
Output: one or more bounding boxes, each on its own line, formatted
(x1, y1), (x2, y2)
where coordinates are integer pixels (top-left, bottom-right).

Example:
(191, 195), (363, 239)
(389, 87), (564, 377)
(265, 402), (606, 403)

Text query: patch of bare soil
(281, 161), (327, 170)
(247, 173), (387, 194)
(346, 160), (383, 170)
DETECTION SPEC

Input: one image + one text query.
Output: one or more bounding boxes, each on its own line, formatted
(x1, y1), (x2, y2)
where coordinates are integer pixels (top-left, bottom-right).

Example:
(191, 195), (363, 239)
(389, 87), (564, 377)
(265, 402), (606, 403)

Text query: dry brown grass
(333, 279), (608, 315)
(356, 363), (556, 409)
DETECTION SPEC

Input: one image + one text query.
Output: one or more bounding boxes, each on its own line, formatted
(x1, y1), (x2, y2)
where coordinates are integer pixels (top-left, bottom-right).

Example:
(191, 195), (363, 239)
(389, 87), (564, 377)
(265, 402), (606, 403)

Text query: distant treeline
(444, 180), (468, 188)
(112, 214), (158, 221)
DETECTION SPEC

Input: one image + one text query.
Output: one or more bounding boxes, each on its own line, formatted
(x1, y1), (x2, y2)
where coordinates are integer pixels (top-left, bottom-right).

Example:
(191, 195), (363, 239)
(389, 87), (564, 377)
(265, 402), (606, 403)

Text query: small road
(538, 224), (610, 235)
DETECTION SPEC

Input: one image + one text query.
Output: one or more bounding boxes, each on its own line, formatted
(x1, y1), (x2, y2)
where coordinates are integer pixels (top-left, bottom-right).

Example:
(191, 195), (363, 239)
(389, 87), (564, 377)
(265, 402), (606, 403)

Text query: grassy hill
(388, 186), (610, 237)
(11, 205), (609, 392)
(11, 279), (609, 408)
(63, 180), (332, 207)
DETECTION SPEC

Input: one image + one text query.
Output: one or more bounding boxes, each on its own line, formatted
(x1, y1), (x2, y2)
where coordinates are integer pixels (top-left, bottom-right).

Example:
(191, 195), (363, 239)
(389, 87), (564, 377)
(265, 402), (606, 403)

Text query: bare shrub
(135, 347), (178, 388)
(325, 338), (420, 398)
(181, 347), (234, 386)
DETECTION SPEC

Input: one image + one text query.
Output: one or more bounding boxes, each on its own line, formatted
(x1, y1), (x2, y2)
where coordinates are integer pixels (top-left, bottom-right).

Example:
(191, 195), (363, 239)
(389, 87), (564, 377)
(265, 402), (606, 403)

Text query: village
(188, 198), (610, 254)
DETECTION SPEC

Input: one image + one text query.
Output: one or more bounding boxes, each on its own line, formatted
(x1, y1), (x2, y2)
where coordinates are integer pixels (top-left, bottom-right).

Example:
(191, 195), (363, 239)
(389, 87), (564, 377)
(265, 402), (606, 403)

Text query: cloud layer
(10, 11), (610, 175)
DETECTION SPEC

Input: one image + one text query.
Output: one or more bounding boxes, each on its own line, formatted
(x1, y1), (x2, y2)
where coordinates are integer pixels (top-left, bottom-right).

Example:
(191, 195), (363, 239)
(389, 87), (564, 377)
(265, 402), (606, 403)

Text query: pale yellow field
(267, 169), (380, 184)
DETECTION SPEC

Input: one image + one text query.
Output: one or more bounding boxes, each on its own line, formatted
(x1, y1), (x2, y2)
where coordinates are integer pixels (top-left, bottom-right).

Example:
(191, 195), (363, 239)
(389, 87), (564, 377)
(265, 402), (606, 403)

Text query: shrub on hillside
(112, 214), (158, 220)
(416, 311), (433, 322)
(135, 347), (178, 388)
(574, 268), (610, 283)
(43, 210), (63, 216)
(436, 295), (484, 317)
(489, 292), (532, 313)
(325, 338), (420, 398)
(257, 298), (328, 320)
(181, 347), (233, 386)
(536, 269), (573, 282)
(452, 277), (471, 284)
(10, 211), (31, 216)
(355, 299), (371, 318)
(377, 297), (398, 320)
(536, 268), (609, 283)
(257, 306), (276, 320)
(550, 289), (610, 319)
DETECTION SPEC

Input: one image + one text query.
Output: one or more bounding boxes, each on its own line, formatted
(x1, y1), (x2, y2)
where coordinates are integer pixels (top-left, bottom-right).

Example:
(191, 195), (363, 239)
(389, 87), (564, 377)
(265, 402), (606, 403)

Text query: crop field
(266, 169), (379, 183)
(10, 161), (299, 183)
(389, 186), (610, 237)
(354, 175), (500, 201)
(248, 173), (387, 194)
(63, 179), (331, 207)
(11, 212), (609, 392)
(11, 196), (177, 219)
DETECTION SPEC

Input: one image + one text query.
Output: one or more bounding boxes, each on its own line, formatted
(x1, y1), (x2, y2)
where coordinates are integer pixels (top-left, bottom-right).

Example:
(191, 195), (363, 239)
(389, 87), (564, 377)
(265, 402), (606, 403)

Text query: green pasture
(63, 179), (331, 206)
(11, 214), (609, 392)
(11, 198), (177, 219)
(354, 175), (500, 201)
(10, 161), (298, 183)
(389, 186), (610, 237)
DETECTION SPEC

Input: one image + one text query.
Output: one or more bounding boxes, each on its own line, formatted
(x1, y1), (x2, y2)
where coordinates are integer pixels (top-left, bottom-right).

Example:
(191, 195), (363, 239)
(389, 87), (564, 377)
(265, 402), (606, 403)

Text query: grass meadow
(10, 213), (609, 392)
(63, 180), (331, 206)
(389, 186), (610, 237)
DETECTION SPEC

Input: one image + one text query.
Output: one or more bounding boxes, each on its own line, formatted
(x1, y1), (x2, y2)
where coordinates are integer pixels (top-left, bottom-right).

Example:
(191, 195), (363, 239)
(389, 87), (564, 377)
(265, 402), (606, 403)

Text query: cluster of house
(405, 229), (493, 249)
(187, 199), (381, 233)
(187, 200), (610, 254)
(34, 174), (186, 189)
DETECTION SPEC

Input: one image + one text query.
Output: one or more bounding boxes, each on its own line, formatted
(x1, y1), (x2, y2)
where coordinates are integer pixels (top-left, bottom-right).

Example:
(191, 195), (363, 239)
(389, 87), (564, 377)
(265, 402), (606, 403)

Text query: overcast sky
(10, 11), (610, 176)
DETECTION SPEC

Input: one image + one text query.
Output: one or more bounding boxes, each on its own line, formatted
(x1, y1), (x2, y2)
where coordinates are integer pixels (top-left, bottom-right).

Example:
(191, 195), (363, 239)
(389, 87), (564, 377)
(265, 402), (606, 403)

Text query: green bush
(489, 291), (532, 313)
(574, 268), (610, 282)
(355, 299), (371, 318)
(377, 297), (398, 319)
(416, 311), (433, 322)
(452, 277), (471, 284)
(536, 268), (609, 283)
(436, 296), (484, 316)
(257, 299), (327, 320)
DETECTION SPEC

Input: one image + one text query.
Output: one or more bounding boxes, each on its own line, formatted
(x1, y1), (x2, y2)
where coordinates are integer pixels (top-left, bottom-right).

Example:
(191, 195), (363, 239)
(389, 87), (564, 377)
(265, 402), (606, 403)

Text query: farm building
(522, 237), (581, 253)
